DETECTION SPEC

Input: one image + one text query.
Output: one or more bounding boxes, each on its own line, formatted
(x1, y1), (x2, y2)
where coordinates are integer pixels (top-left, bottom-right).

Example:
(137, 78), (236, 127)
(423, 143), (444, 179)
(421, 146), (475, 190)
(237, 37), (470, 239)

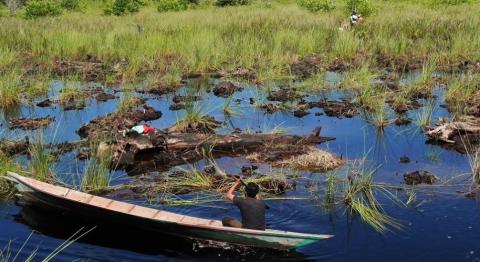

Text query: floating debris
(399, 156), (410, 163)
(404, 170), (439, 185)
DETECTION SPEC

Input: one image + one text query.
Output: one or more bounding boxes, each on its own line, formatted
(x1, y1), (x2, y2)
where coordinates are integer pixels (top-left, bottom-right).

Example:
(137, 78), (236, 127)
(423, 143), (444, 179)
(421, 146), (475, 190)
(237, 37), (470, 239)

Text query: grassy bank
(0, 1), (479, 83)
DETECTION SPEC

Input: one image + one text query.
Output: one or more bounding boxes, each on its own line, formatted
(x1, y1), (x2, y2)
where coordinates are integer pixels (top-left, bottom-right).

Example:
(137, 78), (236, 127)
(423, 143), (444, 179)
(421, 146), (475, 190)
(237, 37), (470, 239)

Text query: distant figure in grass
(339, 11), (365, 31)
(350, 11), (365, 27)
(222, 177), (266, 231)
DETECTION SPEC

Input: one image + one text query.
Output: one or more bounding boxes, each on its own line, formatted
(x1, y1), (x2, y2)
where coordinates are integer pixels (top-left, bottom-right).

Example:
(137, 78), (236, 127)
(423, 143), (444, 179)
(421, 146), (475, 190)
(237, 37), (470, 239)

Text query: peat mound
(213, 81), (243, 98)
(9, 117), (55, 130)
(309, 100), (357, 118)
(404, 171), (439, 185)
(77, 105), (162, 140)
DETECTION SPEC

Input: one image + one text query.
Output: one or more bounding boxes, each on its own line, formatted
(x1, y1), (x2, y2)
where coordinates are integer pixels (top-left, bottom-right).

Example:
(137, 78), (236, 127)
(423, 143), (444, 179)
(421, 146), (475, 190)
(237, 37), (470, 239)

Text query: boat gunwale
(6, 172), (333, 241)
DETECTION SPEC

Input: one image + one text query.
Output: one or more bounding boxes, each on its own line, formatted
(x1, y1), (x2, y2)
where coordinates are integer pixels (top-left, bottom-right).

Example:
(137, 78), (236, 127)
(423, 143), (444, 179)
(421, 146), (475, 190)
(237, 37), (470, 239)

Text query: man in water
(222, 178), (266, 230)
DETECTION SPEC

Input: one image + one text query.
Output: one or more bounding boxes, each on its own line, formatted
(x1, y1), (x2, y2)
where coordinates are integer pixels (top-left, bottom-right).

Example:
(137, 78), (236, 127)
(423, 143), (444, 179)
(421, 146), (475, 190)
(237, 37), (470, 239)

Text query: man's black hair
(245, 182), (259, 198)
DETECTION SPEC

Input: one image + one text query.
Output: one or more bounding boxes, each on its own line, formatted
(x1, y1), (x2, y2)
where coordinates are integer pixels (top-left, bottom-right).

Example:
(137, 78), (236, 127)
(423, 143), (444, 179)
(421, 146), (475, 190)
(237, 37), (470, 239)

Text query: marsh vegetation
(0, 0), (480, 260)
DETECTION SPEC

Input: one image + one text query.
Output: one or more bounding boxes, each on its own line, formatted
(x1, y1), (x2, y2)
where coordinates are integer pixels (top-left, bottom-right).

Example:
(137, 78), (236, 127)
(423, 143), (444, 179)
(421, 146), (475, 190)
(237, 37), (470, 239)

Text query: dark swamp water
(1, 73), (480, 261)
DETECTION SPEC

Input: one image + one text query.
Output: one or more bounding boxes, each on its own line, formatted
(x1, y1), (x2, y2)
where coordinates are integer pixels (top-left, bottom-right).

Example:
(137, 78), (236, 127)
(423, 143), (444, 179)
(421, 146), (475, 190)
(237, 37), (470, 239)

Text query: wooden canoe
(5, 172), (333, 250)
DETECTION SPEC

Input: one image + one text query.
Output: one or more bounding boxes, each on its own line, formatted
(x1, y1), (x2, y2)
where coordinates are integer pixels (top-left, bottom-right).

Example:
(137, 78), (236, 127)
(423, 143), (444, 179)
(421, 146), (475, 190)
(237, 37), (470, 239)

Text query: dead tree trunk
(425, 117), (480, 153)
(426, 121), (480, 144)
(109, 129), (336, 174)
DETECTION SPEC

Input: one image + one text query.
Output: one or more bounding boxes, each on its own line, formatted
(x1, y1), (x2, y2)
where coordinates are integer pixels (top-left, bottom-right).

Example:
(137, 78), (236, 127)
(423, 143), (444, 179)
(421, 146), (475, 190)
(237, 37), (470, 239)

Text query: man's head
(245, 182), (260, 198)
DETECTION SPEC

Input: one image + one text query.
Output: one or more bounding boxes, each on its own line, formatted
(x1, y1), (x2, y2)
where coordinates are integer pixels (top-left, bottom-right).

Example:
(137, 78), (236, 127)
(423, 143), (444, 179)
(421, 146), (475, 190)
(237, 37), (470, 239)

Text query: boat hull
(8, 173), (332, 250)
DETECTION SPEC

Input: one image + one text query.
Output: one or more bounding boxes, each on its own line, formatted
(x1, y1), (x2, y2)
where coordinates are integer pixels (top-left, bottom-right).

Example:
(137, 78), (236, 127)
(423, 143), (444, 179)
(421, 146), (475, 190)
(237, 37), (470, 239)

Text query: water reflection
(15, 205), (310, 261)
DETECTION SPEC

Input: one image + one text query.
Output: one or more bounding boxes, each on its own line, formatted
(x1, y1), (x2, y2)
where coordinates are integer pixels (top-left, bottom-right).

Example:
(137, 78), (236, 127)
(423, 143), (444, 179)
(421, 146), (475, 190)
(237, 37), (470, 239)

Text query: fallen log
(425, 117), (480, 153)
(106, 128), (337, 175)
(426, 122), (480, 144)
(76, 104), (341, 174)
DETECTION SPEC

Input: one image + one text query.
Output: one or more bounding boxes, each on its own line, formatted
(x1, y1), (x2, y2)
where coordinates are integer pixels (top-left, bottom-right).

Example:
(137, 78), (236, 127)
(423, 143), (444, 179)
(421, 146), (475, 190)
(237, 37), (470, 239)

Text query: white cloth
(350, 15), (358, 24)
(131, 125), (145, 134)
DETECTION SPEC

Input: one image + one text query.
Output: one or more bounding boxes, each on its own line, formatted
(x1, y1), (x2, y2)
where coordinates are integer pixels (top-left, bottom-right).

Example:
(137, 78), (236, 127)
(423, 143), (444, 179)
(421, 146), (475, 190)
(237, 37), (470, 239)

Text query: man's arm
(226, 179), (241, 202)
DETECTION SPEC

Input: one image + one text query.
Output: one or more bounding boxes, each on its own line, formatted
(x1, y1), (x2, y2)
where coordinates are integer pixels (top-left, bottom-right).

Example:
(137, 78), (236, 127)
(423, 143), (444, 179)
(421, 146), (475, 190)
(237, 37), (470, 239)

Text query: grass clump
(341, 65), (378, 90)
(445, 73), (479, 114)
(415, 99), (437, 128)
(331, 31), (362, 61)
(81, 142), (112, 192)
(308, 172), (338, 212)
(0, 47), (16, 70)
(170, 101), (220, 133)
(157, 0), (188, 12)
(0, 152), (20, 198)
(24, 74), (52, 99)
(29, 137), (54, 182)
(343, 161), (402, 233)
(117, 92), (142, 112)
(463, 141), (480, 186)
(223, 98), (241, 117)
(298, 0), (335, 12)
(155, 167), (215, 194)
(469, 149), (480, 185)
(24, 0), (62, 19)
(0, 70), (22, 109)
(59, 81), (86, 103)
(363, 96), (393, 131)
(417, 58), (437, 86)
(309, 155), (402, 233)
(175, 168), (213, 189)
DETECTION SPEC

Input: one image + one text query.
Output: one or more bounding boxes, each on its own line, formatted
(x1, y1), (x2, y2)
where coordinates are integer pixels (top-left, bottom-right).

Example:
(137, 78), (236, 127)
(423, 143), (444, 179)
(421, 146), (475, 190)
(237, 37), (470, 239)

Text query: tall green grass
(28, 137), (54, 182)
(0, 1), (478, 85)
(59, 80), (86, 103)
(81, 142), (112, 192)
(415, 99), (437, 128)
(310, 154), (402, 233)
(0, 70), (22, 109)
(117, 91), (142, 112)
(341, 65), (378, 90)
(0, 152), (20, 198)
(445, 73), (479, 114)
(343, 160), (402, 233)
(363, 95), (393, 131)
(173, 100), (217, 131)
